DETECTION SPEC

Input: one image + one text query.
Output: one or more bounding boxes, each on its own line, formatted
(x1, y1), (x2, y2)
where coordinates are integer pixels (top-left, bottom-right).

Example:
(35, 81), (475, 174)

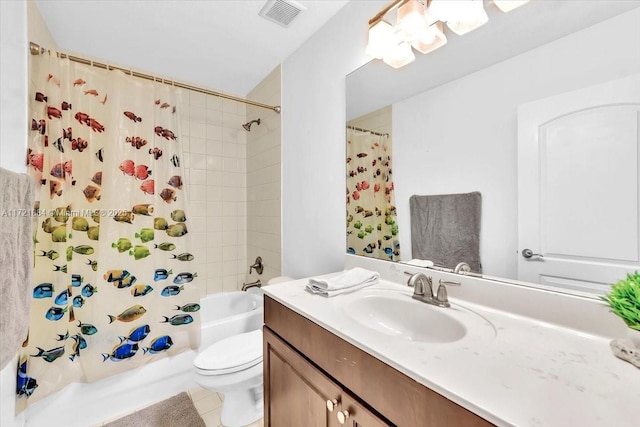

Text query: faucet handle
(434, 279), (461, 307)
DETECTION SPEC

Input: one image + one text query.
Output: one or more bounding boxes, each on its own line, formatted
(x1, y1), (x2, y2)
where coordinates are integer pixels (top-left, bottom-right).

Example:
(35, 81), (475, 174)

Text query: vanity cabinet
(263, 296), (493, 427)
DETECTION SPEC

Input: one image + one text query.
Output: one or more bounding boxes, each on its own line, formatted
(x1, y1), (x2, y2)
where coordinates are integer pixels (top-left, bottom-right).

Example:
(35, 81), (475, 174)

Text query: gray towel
(0, 168), (35, 370)
(410, 192), (482, 272)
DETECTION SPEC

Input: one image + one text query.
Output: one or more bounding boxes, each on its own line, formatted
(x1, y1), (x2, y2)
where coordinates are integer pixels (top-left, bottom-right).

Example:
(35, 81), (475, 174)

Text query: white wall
(247, 66), (282, 284)
(281, 1), (386, 278)
(393, 9), (640, 279)
(1, 1), (28, 425)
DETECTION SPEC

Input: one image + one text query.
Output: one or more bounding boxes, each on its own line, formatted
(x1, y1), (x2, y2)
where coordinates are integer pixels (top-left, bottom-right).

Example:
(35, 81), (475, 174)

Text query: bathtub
(22, 291), (264, 427)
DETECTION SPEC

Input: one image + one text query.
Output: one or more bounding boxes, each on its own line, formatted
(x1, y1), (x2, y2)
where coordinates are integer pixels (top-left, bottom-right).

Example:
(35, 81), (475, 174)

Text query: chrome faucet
(406, 272), (460, 308)
(454, 262), (471, 274)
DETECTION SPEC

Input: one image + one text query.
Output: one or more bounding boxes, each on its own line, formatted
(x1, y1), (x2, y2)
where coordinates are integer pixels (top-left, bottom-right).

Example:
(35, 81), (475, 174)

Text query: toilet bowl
(194, 329), (264, 427)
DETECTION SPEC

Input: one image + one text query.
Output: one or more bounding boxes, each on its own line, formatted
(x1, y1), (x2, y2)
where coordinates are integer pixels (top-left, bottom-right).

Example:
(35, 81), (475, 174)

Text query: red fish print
(148, 147), (162, 160)
(160, 103), (170, 109)
(361, 181), (370, 190)
(159, 188), (176, 203)
(125, 136), (147, 149)
(374, 183), (380, 193)
(124, 111), (142, 123)
(91, 171), (102, 186)
(71, 138), (88, 152)
(38, 119), (46, 135)
(61, 102), (72, 111)
(84, 89), (99, 96)
(88, 118), (105, 133)
(35, 92), (48, 102)
(47, 106), (62, 119)
(119, 160), (135, 176)
(161, 129), (176, 140)
(83, 185), (100, 202)
(353, 190), (360, 201)
(154, 126), (164, 137)
(100, 94), (108, 105)
(50, 161), (71, 179)
(50, 180), (63, 198)
(167, 175), (182, 189)
(134, 165), (151, 180)
(140, 179), (154, 195)
(47, 73), (60, 86)
(73, 78), (86, 86)
(155, 99), (161, 105)
(75, 112), (90, 125)
(31, 119), (39, 131)
(63, 127), (73, 140)
(29, 153), (44, 172)
(356, 182), (362, 191)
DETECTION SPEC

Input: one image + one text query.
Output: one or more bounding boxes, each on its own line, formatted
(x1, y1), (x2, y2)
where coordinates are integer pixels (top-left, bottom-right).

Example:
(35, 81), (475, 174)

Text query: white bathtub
(22, 291), (264, 427)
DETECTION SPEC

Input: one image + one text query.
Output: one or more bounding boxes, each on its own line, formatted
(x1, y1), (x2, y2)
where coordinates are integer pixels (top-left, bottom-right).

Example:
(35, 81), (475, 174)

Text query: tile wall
(246, 65), (282, 284)
(179, 90), (248, 294)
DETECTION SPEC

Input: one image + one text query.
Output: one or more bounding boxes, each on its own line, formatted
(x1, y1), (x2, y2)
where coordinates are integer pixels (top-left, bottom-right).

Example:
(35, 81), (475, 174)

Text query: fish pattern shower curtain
(17, 52), (201, 409)
(346, 128), (400, 261)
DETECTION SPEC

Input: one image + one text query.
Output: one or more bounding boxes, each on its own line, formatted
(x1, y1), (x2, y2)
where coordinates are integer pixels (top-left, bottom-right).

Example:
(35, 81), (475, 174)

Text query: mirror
(346, 1), (640, 297)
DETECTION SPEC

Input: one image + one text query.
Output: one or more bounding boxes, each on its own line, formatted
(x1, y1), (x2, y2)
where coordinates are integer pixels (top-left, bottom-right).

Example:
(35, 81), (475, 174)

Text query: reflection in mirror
(346, 106), (401, 262)
(346, 2), (640, 297)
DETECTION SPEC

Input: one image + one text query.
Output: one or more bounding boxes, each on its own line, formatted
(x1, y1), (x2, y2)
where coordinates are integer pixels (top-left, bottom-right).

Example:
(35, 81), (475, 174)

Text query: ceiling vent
(259, 0), (306, 28)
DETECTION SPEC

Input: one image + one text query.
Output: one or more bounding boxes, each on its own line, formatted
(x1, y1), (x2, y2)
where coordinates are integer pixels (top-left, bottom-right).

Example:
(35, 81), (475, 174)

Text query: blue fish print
(31, 346), (65, 363)
(55, 330), (69, 341)
(160, 285), (184, 297)
(69, 335), (87, 361)
(16, 357), (38, 397)
(153, 268), (173, 282)
(72, 296), (85, 308)
(174, 303), (200, 312)
(33, 283), (54, 298)
(172, 272), (197, 285)
(45, 306), (67, 321)
(347, 247), (356, 255)
(142, 335), (173, 354)
(102, 343), (139, 362)
(71, 274), (83, 287)
(54, 289), (70, 306)
(77, 320), (98, 335)
(81, 284), (98, 298)
(160, 314), (193, 326)
(119, 324), (151, 344)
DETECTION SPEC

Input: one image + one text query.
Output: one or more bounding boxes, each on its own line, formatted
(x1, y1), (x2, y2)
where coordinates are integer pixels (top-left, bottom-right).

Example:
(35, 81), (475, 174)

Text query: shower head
(242, 119), (261, 131)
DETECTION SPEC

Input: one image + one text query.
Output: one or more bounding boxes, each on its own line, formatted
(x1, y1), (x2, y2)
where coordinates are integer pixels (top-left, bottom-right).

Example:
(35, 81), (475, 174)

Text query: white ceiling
(34, 0), (349, 96)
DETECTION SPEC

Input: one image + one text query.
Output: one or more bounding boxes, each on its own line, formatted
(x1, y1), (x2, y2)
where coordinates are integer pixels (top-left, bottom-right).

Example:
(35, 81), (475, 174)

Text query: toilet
(193, 276), (292, 426)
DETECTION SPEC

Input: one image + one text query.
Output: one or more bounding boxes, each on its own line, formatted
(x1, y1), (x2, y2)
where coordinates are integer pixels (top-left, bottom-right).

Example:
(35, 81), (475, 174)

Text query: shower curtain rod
(29, 42), (282, 114)
(347, 125), (389, 138)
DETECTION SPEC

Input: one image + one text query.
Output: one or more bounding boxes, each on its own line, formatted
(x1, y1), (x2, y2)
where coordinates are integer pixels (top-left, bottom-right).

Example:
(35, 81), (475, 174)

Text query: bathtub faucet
(242, 279), (262, 291)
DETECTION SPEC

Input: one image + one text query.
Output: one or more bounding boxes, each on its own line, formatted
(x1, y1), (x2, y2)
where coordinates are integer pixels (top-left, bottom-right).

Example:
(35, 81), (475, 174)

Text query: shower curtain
(346, 128), (400, 261)
(17, 52), (201, 409)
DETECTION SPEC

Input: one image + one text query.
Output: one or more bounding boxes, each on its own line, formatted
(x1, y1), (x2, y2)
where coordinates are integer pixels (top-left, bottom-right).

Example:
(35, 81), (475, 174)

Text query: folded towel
(0, 168), (35, 371)
(306, 267), (379, 297)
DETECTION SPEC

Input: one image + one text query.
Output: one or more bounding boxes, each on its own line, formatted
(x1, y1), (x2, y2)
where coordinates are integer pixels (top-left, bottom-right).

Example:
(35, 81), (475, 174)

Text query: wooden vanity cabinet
(263, 296), (494, 427)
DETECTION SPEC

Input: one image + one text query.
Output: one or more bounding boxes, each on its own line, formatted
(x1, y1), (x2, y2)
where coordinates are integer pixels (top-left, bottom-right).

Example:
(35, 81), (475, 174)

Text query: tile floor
(97, 386), (264, 427)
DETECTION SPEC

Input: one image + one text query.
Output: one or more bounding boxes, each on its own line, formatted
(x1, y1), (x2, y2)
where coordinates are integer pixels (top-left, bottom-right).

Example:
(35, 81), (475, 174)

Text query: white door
(518, 74), (640, 295)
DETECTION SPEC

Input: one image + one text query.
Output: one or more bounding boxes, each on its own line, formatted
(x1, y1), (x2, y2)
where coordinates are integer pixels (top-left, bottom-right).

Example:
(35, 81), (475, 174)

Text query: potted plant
(602, 271), (640, 347)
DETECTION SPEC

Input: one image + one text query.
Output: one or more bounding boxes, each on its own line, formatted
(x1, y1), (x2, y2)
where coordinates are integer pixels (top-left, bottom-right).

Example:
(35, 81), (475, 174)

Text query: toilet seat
(195, 329), (262, 375)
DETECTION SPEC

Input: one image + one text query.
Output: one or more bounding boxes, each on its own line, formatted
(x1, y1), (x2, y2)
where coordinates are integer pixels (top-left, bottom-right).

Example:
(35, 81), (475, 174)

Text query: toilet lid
(194, 329), (262, 374)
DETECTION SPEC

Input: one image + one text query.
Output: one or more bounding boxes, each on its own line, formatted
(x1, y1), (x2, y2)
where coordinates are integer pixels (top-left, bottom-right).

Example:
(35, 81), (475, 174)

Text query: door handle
(521, 249), (544, 259)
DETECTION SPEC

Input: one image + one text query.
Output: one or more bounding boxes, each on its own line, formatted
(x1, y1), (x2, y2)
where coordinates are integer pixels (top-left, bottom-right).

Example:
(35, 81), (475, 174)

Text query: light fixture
(365, 20), (396, 59)
(366, 0), (529, 69)
(431, 0), (488, 36)
(494, 0), (530, 13)
(383, 41), (416, 69)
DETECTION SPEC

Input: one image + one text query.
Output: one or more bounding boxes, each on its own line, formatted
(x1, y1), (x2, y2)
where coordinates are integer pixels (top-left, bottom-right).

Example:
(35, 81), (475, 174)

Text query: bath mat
(103, 392), (206, 427)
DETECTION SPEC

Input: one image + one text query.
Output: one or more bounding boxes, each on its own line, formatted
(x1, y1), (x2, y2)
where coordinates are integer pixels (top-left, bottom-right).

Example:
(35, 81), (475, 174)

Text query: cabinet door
(338, 393), (392, 427)
(264, 327), (342, 427)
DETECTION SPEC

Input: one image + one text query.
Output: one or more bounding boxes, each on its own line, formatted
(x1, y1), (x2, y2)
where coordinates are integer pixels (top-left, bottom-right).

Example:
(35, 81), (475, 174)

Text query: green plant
(602, 271), (640, 330)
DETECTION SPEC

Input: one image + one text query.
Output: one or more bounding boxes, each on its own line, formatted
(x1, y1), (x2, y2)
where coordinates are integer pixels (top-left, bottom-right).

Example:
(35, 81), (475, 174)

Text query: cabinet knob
(326, 399), (338, 412)
(337, 409), (350, 424)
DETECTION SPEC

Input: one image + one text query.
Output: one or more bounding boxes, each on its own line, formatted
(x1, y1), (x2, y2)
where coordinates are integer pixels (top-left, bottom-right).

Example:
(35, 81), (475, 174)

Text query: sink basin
(337, 289), (495, 344)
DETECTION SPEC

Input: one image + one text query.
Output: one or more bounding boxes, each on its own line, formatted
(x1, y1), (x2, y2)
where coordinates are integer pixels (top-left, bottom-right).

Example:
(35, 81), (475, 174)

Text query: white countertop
(263, 276), (640, 427)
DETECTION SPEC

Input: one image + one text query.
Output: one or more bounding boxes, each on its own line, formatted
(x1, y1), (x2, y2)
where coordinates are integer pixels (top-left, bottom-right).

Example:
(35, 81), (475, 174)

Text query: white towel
(0, 168), (35, 371)
(306, 267), (379, 297)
